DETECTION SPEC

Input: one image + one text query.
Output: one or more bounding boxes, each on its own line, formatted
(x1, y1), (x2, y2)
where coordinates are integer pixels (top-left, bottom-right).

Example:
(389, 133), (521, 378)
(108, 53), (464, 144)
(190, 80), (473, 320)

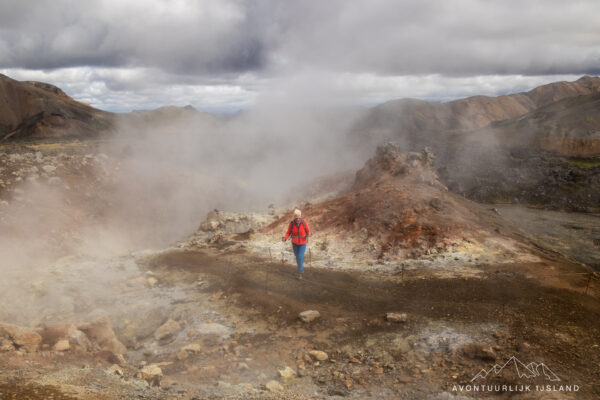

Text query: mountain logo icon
(471, 356), (560, 382)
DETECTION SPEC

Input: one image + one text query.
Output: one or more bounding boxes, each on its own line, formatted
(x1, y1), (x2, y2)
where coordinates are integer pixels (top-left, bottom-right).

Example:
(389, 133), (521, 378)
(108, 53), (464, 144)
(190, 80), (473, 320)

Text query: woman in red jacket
(282, 209), (311, 278)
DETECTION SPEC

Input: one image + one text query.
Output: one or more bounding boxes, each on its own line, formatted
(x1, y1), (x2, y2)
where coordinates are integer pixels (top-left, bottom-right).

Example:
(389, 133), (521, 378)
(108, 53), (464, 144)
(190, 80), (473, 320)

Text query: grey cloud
(0, 0), (266, 74)
(263, 0), (600, 76)
(1, 0), (600, 78)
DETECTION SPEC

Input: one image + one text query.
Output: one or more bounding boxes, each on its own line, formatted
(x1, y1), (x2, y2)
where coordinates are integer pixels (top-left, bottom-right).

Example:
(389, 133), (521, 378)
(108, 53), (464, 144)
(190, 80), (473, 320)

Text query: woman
(282, 209), (311, 279)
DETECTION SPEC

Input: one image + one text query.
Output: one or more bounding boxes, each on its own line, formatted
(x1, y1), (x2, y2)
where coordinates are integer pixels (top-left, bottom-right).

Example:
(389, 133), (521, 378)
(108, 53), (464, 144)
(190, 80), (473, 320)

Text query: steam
(96, 88), (369, 246)
(0, 86), (372, 327)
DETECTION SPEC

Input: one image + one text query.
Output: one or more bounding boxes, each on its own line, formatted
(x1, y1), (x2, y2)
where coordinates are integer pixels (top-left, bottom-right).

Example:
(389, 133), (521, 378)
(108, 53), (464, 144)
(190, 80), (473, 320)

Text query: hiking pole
(584, 273), (592, 295)
(265, 247), (270, 294)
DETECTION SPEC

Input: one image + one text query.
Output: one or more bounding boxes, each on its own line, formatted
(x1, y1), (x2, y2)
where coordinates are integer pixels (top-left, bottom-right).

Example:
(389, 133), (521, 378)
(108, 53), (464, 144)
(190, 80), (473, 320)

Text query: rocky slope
(0, 74), (114, 141)
(352, 75), (600, 151)
(485, 92), (600, 157)
(434, 93), (600, 212)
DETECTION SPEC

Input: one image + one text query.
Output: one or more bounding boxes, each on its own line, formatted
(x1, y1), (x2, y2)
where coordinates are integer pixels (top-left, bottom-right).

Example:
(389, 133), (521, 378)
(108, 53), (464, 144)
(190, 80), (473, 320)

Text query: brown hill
(484, 92), (600, 157)
(353, 76), (600, 149)
(0, 74), (114, 141)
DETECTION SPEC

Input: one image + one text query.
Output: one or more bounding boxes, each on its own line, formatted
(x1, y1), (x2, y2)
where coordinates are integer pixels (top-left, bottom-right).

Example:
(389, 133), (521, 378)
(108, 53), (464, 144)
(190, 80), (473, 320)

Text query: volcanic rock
(0, 338), (15, 352)
(278, 366), (296, 380)
(298, 310), (321, 323)
(67, 326), (91, 351)
(461, 343), (496, 361)
(53, 339), (70, 351)
(386, 312), (408, 323)
(309, 350), (329, 361)
(182, 343), (202, 353)
(140, 364), (163, 386)
(153, 319), (181, 342)
(77, 317), (127, 355)
(0, 322), (41, 352)
(265, 380), (284, 392)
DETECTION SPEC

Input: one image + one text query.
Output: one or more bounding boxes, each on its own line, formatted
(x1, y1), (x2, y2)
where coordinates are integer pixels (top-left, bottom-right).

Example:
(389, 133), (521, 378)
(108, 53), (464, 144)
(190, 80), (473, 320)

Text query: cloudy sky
(1, 0), (599, 113)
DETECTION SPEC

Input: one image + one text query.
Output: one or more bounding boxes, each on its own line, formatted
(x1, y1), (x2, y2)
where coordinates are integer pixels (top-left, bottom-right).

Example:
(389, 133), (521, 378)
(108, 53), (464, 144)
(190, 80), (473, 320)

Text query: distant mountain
(0, 74), (114, 141)
(116, 104), (222, 131)
(485, 92), (600, 157)
(352, 76), (600, 152)
(0, 74), (227, 141)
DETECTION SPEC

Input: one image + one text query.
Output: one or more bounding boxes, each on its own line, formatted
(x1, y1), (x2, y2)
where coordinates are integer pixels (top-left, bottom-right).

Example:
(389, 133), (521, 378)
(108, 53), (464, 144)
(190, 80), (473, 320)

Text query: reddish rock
(77, 317), (126, 355)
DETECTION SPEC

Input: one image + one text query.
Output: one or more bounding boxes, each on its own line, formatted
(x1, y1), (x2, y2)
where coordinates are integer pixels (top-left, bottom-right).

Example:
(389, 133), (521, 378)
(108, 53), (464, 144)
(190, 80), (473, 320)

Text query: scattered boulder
(0, 322), (42, 353)
(108, 364), (124, 377)
(386, 312), (408, 323)
(461, 343), (496, 361)
(140, 364), (162, 386)
(182, 343), (202, 353)
(67, 326), (92, 351)
(133, 307), (169, 341)
(95, 350), (124, 365)
(53, 339), (70, 351)
(309, 350), (329, 361)
(153, 319), (181, 342)
(265, 380), (284, 392)
(77, 317), (127, 355)
(298, 310), (320, 323)
(278, 366), (296, 380)
(0, 338), (15, 352)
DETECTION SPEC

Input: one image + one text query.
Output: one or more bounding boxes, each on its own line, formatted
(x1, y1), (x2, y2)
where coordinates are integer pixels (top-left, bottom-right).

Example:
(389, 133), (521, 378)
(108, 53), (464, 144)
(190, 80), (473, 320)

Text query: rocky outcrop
(77, 316), (127, 355)
(261, 143), (516, 263)
(0, 322), (42, 352)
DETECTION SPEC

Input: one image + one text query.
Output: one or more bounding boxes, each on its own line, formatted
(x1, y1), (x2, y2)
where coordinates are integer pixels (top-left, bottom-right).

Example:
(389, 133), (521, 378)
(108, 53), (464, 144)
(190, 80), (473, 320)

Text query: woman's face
(294, 214), (301, 221)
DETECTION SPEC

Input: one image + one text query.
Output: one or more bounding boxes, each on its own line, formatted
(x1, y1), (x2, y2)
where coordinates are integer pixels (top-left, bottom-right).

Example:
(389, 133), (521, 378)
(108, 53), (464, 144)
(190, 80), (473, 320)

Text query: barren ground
(0, 140), (599, 399)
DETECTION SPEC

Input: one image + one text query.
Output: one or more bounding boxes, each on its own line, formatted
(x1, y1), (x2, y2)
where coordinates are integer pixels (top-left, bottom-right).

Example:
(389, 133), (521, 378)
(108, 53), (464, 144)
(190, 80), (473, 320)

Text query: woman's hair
(294, 209), (302, 217)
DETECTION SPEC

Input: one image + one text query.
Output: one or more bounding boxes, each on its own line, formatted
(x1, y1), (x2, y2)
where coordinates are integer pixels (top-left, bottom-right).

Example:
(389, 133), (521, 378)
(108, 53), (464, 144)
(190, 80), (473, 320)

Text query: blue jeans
(292, 243), (306, 272)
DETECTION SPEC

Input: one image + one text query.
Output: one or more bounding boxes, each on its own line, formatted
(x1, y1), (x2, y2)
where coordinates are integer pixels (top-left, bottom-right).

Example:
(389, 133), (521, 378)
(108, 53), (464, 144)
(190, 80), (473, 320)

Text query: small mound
(262, 143), (500, 260)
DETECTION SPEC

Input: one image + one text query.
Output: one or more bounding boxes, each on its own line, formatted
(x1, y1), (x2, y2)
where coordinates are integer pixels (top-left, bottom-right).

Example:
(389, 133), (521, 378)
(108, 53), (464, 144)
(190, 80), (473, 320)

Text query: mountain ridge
(353, 75), (600, 154)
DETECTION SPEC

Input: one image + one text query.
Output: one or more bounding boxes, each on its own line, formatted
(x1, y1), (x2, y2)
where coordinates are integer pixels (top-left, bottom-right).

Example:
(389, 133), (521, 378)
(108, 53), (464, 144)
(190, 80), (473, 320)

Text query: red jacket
(284, 218), (311, 245)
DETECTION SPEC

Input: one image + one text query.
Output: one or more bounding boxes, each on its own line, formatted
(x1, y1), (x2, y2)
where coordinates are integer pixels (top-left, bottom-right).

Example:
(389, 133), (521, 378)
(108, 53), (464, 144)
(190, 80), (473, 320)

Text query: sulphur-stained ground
(1, 245), (598, 399)
(0, 140), (599, 399)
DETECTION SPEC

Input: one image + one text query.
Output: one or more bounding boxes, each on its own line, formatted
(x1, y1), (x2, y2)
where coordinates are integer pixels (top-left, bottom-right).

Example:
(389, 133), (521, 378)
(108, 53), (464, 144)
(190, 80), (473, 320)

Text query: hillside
(352, 76), (600, 151)
(486, 92), (600, 157)
(0, 74), (114, 141)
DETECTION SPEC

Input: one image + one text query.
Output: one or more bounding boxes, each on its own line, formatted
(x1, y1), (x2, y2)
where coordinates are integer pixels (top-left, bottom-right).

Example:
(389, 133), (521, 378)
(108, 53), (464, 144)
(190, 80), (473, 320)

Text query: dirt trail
(145, 248), (600, 398)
